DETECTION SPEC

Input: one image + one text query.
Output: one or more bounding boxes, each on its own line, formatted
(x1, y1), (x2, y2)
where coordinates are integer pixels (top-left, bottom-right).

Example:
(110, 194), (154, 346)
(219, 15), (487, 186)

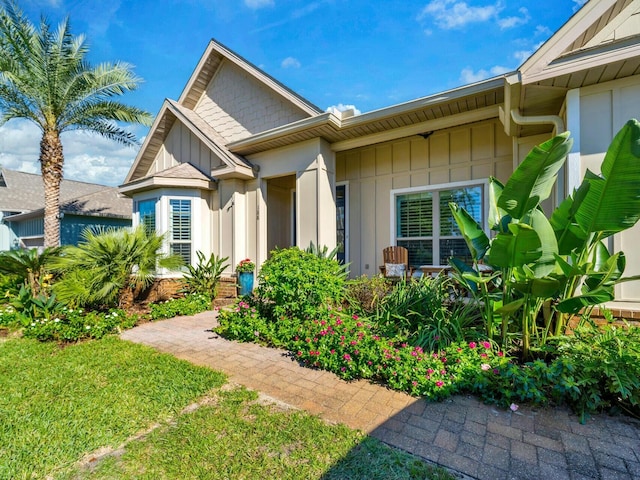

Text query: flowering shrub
(236, 259), (255, 273)
(0, 305), (19, 328)
(22, 307), (138, 342)
(149, 294), (212, 320)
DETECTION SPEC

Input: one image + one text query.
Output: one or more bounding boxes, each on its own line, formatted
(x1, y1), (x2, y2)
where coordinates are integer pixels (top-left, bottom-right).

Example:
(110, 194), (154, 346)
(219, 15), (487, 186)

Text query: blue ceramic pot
(238, 271), (254, 296)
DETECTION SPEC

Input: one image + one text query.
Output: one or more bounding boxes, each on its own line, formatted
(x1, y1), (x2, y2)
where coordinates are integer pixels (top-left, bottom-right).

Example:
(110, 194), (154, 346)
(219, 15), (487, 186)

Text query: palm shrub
(255, 247), (347, 321)
(182, 251), (229, 298)
(450, 119), (640, 359)
(0, 247), (59, 297)
(50, 226), (183, 308)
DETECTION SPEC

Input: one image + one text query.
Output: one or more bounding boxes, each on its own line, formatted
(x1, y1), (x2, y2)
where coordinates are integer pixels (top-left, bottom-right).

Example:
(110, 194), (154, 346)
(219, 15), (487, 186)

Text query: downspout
(510, 109), (565, 134)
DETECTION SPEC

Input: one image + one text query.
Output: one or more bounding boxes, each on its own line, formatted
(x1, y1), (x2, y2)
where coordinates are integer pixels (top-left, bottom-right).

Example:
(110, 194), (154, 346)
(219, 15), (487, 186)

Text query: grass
(1, 337), (453, 480)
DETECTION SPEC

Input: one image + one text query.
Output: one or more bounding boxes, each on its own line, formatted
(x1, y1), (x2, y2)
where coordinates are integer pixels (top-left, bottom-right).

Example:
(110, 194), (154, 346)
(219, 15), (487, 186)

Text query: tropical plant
(450, 119), (640, 359)
(235, 258), (255, 273)
(0, 1), (152, 247)
(50, 226), (183, 308)
(0, 247), (59, 296)
(183, 251), (229, 297)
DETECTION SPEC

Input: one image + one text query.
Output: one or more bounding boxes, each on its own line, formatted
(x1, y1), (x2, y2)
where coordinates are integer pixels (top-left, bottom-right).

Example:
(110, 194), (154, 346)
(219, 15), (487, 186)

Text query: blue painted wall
(60, 215), (131, 245)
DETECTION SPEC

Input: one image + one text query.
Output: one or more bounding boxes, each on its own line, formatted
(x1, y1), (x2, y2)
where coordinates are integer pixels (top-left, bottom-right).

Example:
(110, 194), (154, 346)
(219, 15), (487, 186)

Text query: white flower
(510, 403), (519, 412)
(30, 323), (36, 327)
(85, 325), (91, 330)
(54, 318), (60, 323)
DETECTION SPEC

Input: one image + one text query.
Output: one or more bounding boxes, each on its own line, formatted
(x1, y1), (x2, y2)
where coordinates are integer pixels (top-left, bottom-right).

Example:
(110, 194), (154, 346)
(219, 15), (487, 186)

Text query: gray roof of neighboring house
(0, 168), (131, 220)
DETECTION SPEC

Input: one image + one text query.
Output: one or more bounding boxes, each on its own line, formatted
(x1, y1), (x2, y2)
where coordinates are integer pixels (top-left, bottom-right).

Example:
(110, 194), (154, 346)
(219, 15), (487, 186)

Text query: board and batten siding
(577, 75), (640, 302)
(336, 118), (512, 278)
(151, 122), (225, 175)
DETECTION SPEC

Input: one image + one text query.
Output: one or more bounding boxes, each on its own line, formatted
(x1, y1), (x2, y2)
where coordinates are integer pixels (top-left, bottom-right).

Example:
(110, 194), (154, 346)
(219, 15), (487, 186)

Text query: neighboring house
(0, 168), (131, 249)
(120, 0), (640, 308)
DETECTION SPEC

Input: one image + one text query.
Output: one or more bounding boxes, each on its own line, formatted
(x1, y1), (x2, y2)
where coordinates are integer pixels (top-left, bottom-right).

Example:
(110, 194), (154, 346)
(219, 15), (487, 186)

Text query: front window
(137, 199), (156, 234)
(395, 183), (484, 267)
(169, 199), (191, 264)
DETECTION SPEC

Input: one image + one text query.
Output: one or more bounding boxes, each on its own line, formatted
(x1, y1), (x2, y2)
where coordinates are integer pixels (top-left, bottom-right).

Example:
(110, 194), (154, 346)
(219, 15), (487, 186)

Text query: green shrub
(255, 247), (347, 320)
(0, 305), (19, 328)
(373, 276), (481, 350)
(51, 226), (183, 309)
(182, 251), (229, 297)
(548, 324), (640, 421)
(150, 293), (212, 320)
(22, 307), (139, 342)
(346, 274), (391, 315)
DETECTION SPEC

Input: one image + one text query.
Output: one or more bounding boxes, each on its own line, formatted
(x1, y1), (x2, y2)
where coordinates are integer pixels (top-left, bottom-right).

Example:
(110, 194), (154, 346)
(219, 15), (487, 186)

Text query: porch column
(218, 178), (247, 270)
(296, 139), (337, 251)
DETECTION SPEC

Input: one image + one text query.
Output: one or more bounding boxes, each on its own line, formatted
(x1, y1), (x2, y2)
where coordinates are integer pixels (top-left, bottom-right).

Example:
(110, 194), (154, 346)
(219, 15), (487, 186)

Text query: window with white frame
(394, 182), (485, 267)
(136, 199), (157, 234)
(169, 199), (192, 264)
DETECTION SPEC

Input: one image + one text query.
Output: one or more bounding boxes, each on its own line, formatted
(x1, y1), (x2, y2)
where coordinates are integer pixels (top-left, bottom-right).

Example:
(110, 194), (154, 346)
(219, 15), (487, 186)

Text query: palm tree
(0, 1), (152, 247)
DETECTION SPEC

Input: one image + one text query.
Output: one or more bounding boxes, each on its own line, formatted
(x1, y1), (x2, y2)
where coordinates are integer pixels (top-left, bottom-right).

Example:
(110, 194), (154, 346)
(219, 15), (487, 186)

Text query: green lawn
(0, 337), (453, 480)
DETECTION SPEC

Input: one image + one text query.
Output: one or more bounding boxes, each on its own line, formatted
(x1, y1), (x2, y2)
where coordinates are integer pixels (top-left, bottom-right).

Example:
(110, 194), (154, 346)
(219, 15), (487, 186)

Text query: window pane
(439, 186), (482, 236)
(169, 199), (191, 264)
(170, 243), (191, 265)
(138, 199), (156, 233)
(396, 192), (432, 238)
(440, 238), (473, 265)
(169, 199), (191, 241)
(336, 185), (346, 264)
(397, 239), (433, 267)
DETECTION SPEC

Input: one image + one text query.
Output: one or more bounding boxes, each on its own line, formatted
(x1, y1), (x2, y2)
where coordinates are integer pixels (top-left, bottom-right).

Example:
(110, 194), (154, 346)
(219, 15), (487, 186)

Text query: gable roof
(124, 99), (255, 183)
(179, 39), (322, 116)
(520, 0), (640, 86)
(0, 168), (107, 214)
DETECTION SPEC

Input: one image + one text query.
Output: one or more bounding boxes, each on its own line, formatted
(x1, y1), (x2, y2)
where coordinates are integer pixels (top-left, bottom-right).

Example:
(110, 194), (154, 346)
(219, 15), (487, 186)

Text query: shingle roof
(0, 168), (131, 220)
(0, 168), (107, 213)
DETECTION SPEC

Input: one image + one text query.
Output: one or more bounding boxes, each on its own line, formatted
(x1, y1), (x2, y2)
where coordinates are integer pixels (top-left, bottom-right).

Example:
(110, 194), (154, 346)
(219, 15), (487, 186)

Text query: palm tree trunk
(40, 128), (64, 248)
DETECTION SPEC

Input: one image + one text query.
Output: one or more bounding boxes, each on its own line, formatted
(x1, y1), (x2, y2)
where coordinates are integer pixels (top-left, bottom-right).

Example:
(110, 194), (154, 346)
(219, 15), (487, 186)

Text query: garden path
(121, 311), (640, 480)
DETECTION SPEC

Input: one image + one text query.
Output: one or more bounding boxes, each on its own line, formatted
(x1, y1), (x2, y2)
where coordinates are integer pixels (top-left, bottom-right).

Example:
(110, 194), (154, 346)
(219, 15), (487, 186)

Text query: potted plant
(236, 258), (255, 296)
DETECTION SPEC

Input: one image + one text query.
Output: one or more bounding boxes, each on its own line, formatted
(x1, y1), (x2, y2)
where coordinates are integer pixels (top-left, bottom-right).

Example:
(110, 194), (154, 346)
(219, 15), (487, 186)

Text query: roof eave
(119, 176), (218, 196)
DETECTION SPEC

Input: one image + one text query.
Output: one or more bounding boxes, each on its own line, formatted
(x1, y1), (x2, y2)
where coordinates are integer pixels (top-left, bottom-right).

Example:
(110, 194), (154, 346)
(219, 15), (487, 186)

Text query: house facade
(0, 169), (131, 249)
(120, 0), (640, 305)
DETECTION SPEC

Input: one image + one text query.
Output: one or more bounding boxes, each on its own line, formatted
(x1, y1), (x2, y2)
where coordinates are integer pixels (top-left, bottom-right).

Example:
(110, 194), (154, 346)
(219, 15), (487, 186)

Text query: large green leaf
(550, 180), (590, 255)
(488, 177), (509, 233)
(449, 202), (489, 261)
(488, 223), (542, 268)
(525, 209), (558, 277)
(556, 285), (615, 313)
(498, 133), (572, 220)
(575, 119), (640, 236)
(511, 277), (561, 298)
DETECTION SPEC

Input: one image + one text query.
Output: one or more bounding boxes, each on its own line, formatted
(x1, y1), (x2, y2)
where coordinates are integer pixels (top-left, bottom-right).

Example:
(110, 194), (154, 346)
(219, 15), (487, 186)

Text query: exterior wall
(152, 122), (225, 175)
(60, 216), (131, 245)
(569, 75), (640, 301)
(0, 211), (16, 250)
(194, 61), (310, 143)
(248, 138), (337, 269)
(335, 118), (512, 277)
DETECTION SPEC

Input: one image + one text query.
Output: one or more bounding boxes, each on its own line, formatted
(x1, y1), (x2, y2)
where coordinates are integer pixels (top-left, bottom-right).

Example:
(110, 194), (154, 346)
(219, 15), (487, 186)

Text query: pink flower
(510, 403), (519, 412)
(343, 354), (352, 362)
(352, 314), (359, 320)
(481, 364), (491, 371)
(497, 351), (504, 357)
(469, 342), (477, 349)
(482, 341), (491, 349)
(435, 381), (444, 387)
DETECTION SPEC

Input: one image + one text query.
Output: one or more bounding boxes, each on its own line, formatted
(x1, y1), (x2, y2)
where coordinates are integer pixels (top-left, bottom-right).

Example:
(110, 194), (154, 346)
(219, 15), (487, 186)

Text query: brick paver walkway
(121, 311), (640, 480)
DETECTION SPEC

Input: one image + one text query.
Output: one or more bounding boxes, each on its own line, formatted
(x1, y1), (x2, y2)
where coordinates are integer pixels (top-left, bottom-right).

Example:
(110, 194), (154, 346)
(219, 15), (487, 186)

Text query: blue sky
(0, 0), (586, 186)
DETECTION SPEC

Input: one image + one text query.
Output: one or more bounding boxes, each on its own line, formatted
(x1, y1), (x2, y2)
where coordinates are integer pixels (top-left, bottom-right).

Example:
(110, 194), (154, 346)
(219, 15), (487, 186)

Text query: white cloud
(513, 40), (544, 64)
(325, 104), (361, 116)
(460, 65), (510, 84)
(534, 25), (552, 37)
(281, 56), (301, 69)
(497, 7), (530, 29)
(245, 0), (274, 9)
(0, 119), (140, 187)
(418, 0), (501, 29)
